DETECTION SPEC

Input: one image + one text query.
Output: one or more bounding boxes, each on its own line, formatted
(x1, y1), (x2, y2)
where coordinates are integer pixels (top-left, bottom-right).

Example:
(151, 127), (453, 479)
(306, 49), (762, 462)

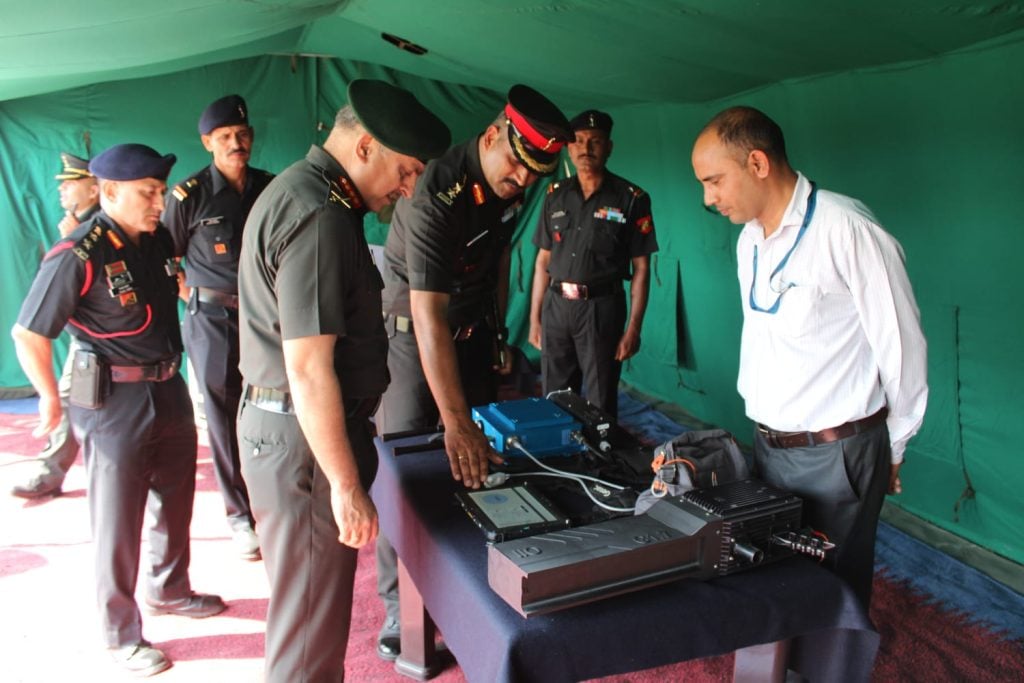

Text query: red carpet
(1, 408), (1021, 682)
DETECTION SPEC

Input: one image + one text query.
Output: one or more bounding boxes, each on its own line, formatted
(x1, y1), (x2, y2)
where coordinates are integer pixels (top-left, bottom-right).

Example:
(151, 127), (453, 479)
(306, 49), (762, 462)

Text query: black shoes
(110, 641), (171, 677)
(377, 616), (401, 661)
(145, 592), (227, 618)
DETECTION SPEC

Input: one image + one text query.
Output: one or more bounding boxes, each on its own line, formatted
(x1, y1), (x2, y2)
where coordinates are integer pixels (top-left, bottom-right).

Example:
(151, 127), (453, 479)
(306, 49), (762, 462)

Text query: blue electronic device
(472, 397), (586, 458)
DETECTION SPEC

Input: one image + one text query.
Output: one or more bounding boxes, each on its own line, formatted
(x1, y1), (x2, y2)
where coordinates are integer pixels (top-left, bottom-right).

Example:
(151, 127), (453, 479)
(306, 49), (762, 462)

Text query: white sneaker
(232, 526), (261, 561)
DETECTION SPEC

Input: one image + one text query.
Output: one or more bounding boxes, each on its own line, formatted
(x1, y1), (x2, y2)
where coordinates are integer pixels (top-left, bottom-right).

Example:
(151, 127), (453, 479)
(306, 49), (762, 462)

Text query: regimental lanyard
(749, 182), (817, 314)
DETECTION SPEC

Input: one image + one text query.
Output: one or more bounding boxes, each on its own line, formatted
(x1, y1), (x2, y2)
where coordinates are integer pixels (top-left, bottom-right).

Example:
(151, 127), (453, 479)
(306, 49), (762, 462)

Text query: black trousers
(70, 374), (197, 648)
(239, 401), (378, 683)
(374, 325), (497, 624)
(540, 289), (626, 417)
(184, 296), (252, 530)
(753, 422), (891, 609)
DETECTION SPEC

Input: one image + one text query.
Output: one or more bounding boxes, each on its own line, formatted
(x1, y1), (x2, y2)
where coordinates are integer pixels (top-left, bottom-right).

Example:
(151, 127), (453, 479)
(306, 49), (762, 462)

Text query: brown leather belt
(245, 385), (380, 419)
(196, 286), (239, 309)
(109, 358), (180, 383)
(550, 280), (620, 300)
(757, 407), (888, 449)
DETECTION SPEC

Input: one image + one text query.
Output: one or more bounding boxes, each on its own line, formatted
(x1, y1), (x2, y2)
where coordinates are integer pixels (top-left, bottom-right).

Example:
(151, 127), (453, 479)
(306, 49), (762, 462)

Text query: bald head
(700, 106), (789, 168)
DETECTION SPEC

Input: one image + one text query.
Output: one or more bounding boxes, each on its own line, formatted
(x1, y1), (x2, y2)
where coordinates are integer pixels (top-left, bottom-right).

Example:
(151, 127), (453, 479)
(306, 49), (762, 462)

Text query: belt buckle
(560, 282), (584, 300)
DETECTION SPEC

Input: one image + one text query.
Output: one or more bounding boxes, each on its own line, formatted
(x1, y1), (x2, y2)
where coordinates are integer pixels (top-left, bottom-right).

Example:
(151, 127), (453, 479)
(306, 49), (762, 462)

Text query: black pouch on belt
(69, 349), (109, 409)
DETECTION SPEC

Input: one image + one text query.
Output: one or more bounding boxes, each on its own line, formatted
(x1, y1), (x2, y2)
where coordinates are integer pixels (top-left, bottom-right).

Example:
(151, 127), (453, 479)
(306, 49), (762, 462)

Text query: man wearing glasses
(691, 106), (928, 611)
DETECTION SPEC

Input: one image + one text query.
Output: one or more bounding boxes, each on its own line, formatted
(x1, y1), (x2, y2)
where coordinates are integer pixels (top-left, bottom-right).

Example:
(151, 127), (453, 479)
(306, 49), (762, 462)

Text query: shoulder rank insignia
(172, 178), (199, 202)
(547, 181), (560, 194)
(629, 185), (647, 199)
(435, 174), (467, 207)
(72, 224), (106, 261)
(471, 183), (485, 206)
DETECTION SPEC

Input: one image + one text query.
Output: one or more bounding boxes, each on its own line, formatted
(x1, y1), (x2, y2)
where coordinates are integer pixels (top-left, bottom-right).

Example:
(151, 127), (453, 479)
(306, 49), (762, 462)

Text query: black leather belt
(109, 358), (179, 383)
(196, 287), (239, 309)
(245, 385), (381, 419)
(391, 314), (482, 342)
(757, 407), (888, 449)
(550, 280), (620, 300)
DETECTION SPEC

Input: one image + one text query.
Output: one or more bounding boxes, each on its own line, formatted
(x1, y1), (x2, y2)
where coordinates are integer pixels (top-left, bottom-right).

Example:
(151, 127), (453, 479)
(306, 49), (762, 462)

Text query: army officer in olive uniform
(12, 144), (225, 678)
(163, 94), (274, 561)
(529, 110), (658, 417)
(236, 80), (450, 683)
(374, 84), (572, 659)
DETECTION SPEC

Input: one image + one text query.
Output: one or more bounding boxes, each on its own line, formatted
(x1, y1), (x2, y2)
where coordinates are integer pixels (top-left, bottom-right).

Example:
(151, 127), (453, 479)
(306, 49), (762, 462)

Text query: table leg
(733, 639), (791, 683)
(394, 557), (444, 680)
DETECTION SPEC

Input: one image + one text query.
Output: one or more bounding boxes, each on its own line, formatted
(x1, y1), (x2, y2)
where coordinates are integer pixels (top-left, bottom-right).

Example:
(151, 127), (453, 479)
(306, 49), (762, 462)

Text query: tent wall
(0, 35), (1021, 565)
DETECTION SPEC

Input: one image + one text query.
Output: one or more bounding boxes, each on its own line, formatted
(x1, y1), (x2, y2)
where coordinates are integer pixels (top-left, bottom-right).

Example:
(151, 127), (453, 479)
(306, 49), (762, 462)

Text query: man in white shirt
(691, 106), (928, 608)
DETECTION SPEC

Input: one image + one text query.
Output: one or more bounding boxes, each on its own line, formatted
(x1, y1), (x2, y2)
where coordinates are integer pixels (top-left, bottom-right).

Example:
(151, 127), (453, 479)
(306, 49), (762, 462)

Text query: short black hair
(704, 106), (788, 165)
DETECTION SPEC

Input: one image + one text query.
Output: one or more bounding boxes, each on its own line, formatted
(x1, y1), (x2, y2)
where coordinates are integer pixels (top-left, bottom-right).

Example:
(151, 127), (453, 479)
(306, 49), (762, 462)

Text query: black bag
(634, 429), (749, 515)
(69, 349), (109, 409)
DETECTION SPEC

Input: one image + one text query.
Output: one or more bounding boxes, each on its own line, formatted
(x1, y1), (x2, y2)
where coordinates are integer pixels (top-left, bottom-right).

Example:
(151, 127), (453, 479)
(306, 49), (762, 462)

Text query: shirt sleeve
(161, 188), (192, 257)
(837, 214), (928, 463)
(404, 191), (458, 294)
(16, 243), (86, 339)
(532, 190), (554, 250)
(627, 191), (658, 257)
(275, 205), (351, 341)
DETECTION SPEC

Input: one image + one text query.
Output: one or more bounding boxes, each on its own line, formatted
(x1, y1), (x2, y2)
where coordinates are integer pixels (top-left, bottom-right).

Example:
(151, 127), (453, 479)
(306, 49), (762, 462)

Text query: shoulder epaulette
(71, 222), (113, 261)
(629, 184), (647, 199)
(171, 178), (200, 202)
(547, 181), (560, 194)
(434, 173), (467, 207)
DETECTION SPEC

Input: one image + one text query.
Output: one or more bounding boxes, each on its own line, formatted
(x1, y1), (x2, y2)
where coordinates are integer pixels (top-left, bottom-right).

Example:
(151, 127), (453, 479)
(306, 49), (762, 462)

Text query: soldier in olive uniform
(236, 80), (449, 682)
(12, 144), (225, 678)
(162, 94), (274, 560)
(529, 110), (658, 417)
(374, 84), (572, 659)
(10, 152), (99, 498)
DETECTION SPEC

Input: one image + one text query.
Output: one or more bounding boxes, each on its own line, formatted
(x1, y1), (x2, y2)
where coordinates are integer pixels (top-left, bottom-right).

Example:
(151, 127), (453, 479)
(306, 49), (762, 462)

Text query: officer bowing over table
(11, 143), (224, 678)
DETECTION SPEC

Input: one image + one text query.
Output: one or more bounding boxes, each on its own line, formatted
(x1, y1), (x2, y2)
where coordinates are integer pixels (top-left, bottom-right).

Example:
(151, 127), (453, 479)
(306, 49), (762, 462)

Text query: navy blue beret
(88, 144), (177, 181)
(570, 110), (613, 135)
(199, 94), (249, 135)
(347, 79), (451, 162)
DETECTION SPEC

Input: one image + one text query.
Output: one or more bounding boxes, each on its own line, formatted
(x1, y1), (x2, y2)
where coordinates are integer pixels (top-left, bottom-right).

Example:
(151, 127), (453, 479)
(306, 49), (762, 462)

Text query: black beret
(504, 84), (572, 176)
(198, 94), (249, 135)
(569, 110), (613, 135)
(55, 152), (93, 180)
(347, 79), (451, 162)
(88, 144), (177, 181)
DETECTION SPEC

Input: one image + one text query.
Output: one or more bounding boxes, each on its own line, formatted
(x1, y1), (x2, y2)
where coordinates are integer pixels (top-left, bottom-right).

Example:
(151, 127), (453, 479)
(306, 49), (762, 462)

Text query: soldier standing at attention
(529, 110), (658, 417)
(162, 94), (274, 560)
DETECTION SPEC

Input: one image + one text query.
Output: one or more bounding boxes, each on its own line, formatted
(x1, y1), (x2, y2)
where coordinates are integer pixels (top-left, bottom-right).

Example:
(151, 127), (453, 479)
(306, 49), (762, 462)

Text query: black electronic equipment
(488, 478), (812, 617)
(455, 482), (571, 542)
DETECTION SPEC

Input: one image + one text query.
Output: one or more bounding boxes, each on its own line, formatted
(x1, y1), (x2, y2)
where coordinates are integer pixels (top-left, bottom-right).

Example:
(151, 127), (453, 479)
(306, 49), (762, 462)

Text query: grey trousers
(753, 422), (891, 609)
(71, 374), (197, 648)
(239, 400), (378, 683)
(374, 327), (497, 626)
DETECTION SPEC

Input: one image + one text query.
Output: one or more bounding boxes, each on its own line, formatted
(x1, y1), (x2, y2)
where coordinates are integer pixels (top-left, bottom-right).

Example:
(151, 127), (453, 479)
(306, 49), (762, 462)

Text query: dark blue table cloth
(371, 434), (879, 683)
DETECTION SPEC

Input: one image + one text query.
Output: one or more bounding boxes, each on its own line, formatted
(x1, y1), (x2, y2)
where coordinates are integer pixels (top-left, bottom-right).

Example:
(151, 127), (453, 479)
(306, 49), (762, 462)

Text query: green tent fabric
(2, 2), (1022, 570)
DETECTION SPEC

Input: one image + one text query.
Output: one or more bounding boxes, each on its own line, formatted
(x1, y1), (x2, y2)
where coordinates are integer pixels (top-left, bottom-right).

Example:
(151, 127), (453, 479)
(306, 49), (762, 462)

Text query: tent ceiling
(2, 1), (1024, 103)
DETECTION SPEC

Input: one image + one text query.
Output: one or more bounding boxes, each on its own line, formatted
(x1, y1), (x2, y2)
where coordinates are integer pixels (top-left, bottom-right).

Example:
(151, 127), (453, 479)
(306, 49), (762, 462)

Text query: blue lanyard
(749, 182), (817, 314)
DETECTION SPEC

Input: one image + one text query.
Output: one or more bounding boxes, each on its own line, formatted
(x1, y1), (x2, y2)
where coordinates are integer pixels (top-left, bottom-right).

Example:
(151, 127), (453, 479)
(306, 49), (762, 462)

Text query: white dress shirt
(736, 173), (928, 462)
